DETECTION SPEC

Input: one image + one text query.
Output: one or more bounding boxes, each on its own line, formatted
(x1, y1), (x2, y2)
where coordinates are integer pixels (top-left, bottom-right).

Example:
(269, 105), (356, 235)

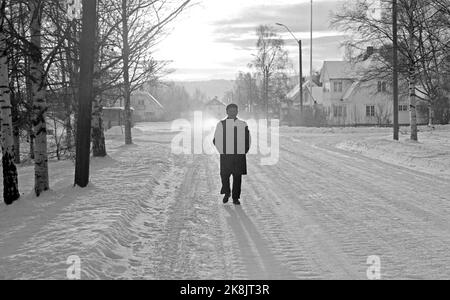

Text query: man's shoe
(233, 199), (241, 205)
(223, 195), (230, 204)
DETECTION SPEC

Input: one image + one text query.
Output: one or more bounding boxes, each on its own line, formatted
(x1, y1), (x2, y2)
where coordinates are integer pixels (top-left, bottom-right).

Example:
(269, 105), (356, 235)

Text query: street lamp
(276, 23), (303, 113)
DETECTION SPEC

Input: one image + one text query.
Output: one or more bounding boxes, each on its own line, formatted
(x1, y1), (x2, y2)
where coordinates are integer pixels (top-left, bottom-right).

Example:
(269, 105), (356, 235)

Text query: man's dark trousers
(221, 173), (242, 200)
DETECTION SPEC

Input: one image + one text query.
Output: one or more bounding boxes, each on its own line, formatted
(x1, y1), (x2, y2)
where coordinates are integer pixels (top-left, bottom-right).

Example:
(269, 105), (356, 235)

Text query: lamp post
(276, 23), (303, 113)
(310, 0), (313, 106)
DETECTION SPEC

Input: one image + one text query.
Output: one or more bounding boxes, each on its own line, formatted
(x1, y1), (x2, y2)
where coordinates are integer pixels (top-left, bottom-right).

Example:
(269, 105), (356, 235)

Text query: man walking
(213, 104), (251, 205)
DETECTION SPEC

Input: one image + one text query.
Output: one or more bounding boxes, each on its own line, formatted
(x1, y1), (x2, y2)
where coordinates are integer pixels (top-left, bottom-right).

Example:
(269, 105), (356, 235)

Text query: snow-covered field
(0, 122), (449, 279)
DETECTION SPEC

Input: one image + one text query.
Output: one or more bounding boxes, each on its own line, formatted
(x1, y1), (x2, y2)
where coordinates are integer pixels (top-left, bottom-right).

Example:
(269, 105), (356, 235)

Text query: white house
(316, 55), (428, 126)
(117, 91), (165, 122)
(287, 80), (324, 109)
(131, 91), (165, 122)
(204, 97), (227, 118)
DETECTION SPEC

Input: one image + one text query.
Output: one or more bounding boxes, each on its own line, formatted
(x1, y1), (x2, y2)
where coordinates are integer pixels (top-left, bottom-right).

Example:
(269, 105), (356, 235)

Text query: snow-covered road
(1, 122), (449, 279)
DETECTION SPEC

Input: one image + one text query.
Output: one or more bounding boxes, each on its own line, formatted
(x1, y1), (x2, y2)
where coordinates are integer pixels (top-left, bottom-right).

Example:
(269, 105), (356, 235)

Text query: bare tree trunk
(11, 91), (21, 164)
(428, 103), (433, 126)
(264, 68), (269, 119)
(65, 105), (72, 150)
(122, 0), (132, 145)
(13, 123), (20, 163)
(92, 97), (106, 157)
(25, 47), (34, 161)
(74, 0), (97, 188)
(66, 22), (79, 152)
(28, 127), (34, 159)
(25, 43), (35, 161)
(408, 32), (418, 141)
(92, 17), (107, 157)
(30, 0), (49, 196)
(408, 69), (418, 141)
(0, 27), (20, 205)
(59, 48), (73, 152)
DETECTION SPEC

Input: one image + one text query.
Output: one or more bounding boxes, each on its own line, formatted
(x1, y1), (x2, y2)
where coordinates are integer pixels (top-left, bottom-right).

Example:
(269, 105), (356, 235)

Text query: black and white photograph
(0, 0), (450, 284)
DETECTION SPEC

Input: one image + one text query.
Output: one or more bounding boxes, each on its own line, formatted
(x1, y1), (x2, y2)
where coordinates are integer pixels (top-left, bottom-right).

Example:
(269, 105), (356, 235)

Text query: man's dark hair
(226, 104), (238, 111)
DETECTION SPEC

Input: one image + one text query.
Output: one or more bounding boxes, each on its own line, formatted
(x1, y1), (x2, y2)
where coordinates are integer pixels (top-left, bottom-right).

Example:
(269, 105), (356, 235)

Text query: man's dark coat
(213, 118), (251, 176)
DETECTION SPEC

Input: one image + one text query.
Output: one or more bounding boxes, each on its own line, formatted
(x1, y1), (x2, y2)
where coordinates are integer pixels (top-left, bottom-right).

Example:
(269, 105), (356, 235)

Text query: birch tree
(250, 25), (289, 118)
(0, 0), (20, 205)
(30, 0), (49, 196)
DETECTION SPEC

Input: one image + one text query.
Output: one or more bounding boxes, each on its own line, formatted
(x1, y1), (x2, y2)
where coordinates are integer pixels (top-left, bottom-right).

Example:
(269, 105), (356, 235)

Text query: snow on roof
(320, 61), (356, 81)
(286, 84), (300, 100)
(205, 98), (226, 107)
(342, 81), (361, 101)
(147, 93), (164, 109)
(286, 80), (318, 100)
(132, 91), (164, 109)
(103, 106), (135, 111)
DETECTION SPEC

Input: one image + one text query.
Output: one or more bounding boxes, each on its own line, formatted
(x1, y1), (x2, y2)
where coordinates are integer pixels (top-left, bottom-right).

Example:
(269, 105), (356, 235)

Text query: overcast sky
(154, 0), (347, 82)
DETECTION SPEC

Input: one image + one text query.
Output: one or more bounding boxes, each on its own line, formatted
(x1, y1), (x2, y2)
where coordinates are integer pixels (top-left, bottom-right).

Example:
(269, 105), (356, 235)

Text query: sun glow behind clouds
(154, 0), (345, 81)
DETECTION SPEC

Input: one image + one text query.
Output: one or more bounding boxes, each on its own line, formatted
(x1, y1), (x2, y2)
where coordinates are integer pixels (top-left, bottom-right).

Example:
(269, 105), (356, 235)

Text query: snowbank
(281, 125), (392, 136)
(105, 126), (144, 136)
(336, 125), (450, 178)
(0, 127), (180, 279)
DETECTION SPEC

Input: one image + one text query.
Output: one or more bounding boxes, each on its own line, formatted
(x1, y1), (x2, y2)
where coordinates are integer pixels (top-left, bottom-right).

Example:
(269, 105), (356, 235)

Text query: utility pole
(310, 0), (313, 101)
(265, 67), (269, 119)
(309, 0), (313, 93)
(299, 39), (303, 112)
(392, 0), (399, 140)
(75, 0), (97, 187)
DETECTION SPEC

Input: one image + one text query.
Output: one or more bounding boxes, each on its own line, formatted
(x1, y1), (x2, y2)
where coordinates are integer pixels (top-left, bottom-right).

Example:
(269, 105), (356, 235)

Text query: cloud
(161, 0), (349, 81)
(210, 0), (348, 66)
(213, 0), (345, 42)
(165, 67), (241, 81)
(220, 34), (347, 51)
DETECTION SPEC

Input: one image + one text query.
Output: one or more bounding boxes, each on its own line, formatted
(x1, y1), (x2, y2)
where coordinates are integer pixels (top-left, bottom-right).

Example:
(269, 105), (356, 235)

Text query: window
(366, 105), (375, 117)
(333, 81), (343, 93)
(377, 81), (387, 92)
(399, 105), (408, 112)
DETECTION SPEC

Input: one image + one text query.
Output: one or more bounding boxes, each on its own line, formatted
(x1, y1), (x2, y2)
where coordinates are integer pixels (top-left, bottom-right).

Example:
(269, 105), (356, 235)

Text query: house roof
(205, 98), (226, 107)
(286, 80), (317, 100)
(132, 91), (164, 109)
(104, 106), (135, 111)
(342, 81), (361, 101)
(320, 61), (356, 81)
(320, 54), (391, 83)
(287, 82), (323, 104)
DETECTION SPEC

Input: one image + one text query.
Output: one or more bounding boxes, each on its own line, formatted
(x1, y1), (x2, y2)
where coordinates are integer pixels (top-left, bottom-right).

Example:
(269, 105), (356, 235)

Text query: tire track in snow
(276, 136), (450, 279)
(208, 152), (311, 279)
(245, 156), (361, 279)
(154, 154), (235, 279)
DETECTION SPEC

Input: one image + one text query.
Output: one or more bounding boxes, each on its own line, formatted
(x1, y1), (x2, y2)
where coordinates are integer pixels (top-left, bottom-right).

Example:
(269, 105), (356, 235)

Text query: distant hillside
(171, 80), (234, 101)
